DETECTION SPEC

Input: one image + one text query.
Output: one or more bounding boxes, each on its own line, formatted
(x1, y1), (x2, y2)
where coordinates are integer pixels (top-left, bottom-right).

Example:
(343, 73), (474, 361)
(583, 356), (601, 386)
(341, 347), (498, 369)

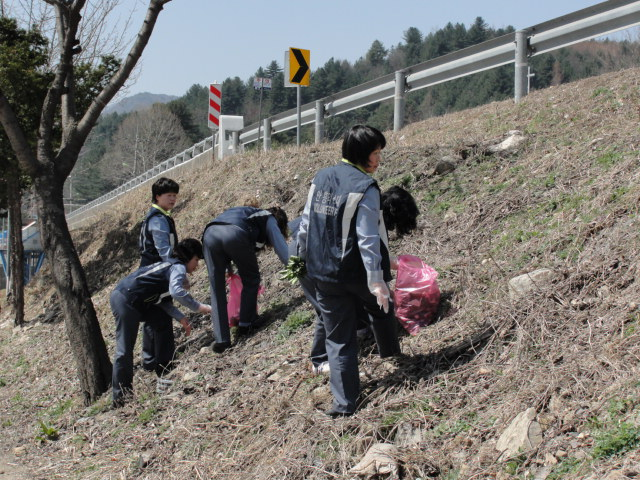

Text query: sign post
(208, 83), (221, 160)
(253, 77), (272, 148)
(285, 47), (310, 147)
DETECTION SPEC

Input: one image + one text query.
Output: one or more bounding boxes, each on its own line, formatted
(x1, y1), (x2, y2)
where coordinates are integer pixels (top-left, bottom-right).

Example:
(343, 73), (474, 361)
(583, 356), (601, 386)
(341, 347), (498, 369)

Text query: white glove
(390, 256), (399, 270)
(370, 282), (390, 314)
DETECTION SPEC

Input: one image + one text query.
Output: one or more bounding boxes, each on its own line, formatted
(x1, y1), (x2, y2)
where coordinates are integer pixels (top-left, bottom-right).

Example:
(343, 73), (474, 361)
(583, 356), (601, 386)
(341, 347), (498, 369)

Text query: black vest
(305, 162), (391, 283)
(203, 206), (273, 250)
(139, 207), (178, 267)
(116, 259), (179, 310)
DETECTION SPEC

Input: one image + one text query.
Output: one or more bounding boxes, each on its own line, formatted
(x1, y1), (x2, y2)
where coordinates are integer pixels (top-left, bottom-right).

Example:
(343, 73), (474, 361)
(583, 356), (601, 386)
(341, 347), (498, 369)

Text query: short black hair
(152, 177), (179, 203)
(341, 125), (386, 168)
(172, 238), (203, 263)
(267, 206), (289, 238)
(381, 186), (419, 236)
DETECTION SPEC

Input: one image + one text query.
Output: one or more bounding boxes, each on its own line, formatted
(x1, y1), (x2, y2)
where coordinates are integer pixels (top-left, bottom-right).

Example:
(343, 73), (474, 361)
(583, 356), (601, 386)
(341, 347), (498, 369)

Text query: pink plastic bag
(393, 254), (440, 335)
(226, 274), (265, 327)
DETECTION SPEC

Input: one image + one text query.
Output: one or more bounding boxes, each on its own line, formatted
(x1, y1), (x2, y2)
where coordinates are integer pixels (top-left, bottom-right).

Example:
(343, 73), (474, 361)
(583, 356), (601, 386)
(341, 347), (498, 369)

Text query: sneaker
(156, 377), (173, 394)
(312, 361), (330, 375)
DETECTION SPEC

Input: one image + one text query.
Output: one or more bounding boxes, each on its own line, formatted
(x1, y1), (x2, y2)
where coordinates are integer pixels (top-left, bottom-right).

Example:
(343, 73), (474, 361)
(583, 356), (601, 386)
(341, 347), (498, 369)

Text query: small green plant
(592, 422), (640, 458)
(137, 406), (158, 425)
(504, 453), (526, 475)
(595, 149), (623, 169)
(381, 410), (406, 427)
(0, 378), (6, 387)
(592, 86), (613, 98)
(279, 256), (306, 284)
(607, 397), (635, 418)
(441, 468), (460, 480)
(48, 399), (73, 419)
(35, 420), (59, 442)
(399, 173), (413, 187)
(277, 311), (314, 339)
(548, 457), (585, 480)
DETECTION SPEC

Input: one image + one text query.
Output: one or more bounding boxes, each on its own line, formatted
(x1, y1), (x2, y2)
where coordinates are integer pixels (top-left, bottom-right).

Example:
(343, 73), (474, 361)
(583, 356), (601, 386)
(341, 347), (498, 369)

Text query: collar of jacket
(151, 203), (172, 216)
(341, 158), (369, 175)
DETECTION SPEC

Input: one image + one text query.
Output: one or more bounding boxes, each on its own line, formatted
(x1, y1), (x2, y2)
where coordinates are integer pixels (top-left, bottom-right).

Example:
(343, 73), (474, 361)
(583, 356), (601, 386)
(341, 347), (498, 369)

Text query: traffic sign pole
(296, 85), (301, 147)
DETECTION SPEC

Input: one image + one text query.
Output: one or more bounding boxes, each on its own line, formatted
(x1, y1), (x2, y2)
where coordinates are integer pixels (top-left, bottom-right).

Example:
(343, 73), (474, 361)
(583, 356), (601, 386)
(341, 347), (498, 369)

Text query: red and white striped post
(208, 83), (221, 129)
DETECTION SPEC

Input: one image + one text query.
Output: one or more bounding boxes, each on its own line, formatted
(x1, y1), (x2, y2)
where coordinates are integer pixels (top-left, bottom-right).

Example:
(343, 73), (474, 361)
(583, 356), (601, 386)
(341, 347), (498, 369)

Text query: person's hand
(198, 303), (212, 314)
(370, 282), (390, 313)
(179, 317), (192, 336)
(390, 256), (399, 270)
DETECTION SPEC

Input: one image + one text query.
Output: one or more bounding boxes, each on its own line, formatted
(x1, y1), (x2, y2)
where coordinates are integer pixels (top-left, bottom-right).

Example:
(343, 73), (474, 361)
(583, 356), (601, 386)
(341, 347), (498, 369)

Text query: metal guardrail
(66, 137), (213, 219)
(239, 0), (640, 145)
(67, 0), (640, 224)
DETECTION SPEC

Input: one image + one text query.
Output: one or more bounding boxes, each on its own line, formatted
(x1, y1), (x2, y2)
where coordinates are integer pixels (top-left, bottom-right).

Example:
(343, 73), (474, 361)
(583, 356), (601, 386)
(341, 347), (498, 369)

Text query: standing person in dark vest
(111, 238), (211, 407)
(289, 185), (420, 375)
(297, 125), (401, 418)
(202, 206), (289, 353)
(138, 177), (180, 374)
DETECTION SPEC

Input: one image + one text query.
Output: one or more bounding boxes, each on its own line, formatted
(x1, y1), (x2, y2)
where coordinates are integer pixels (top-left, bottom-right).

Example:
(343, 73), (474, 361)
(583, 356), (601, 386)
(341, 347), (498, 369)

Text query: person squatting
(110, 125), (420, 417)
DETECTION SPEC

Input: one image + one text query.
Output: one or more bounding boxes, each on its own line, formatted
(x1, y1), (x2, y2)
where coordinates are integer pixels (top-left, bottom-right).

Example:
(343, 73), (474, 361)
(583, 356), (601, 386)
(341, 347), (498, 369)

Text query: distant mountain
(103, 92), (178, 115)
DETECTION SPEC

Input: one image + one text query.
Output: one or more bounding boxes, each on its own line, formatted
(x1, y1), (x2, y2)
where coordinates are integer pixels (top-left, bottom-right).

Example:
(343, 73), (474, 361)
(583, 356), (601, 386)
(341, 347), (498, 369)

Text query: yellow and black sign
(289, 47), (310, 86)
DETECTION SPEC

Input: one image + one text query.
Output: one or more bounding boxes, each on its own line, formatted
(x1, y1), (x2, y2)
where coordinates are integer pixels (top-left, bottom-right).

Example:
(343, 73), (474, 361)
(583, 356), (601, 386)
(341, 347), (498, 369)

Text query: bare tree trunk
(34, 174), (111, 404)
(7, 172), (24, 327)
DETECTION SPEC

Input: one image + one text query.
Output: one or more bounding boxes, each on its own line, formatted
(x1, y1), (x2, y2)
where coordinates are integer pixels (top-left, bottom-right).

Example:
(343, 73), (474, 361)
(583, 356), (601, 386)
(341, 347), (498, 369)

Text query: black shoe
(236, 326), (251, 337)
(212, 341), (231, 353)
(141, 363), (156, 372)
(325, 408), (353, 418)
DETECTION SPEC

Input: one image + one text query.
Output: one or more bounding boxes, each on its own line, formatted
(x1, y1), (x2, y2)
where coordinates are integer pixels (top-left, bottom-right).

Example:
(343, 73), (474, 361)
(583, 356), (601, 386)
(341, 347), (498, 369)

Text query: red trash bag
(226, 274), (265, 327)
(393, 254), (440, 335)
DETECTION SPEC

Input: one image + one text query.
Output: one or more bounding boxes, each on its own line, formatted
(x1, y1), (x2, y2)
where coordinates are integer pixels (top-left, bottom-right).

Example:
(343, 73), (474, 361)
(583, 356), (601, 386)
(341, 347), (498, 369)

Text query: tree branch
(0, 90), (40, 178)
(61, 0), (171, 176)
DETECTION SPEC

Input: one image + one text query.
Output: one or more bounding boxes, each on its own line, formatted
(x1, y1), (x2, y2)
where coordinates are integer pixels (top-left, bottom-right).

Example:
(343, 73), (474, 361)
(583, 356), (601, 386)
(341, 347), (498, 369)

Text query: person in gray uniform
(289, 186), (419, 375)
(297, 125), (400, 418)
(138, 177), (180, 374)
(111, 238), (211, 407)
(202, 206), (289, 353)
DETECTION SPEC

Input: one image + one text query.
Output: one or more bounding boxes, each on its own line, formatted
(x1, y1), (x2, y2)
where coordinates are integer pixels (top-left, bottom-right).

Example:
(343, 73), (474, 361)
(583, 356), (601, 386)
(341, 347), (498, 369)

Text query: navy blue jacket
(305, 162), (391, 284)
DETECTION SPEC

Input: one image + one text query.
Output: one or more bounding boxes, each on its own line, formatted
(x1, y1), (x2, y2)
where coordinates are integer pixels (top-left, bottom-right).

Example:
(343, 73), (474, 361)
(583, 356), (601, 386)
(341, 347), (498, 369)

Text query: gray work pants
(203, 224), (261, 344)
(111, 290), (175, 404)
(315, 279), (400, 414)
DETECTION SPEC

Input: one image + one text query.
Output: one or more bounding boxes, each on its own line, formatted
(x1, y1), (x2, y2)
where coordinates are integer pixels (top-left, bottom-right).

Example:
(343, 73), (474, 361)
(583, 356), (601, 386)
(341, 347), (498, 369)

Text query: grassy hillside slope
(1, 67), (639, 480)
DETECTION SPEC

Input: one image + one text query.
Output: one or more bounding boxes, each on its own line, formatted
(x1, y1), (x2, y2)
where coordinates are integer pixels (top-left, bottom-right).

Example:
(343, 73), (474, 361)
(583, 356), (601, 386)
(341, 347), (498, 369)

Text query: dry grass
(1, 67), (640, 479)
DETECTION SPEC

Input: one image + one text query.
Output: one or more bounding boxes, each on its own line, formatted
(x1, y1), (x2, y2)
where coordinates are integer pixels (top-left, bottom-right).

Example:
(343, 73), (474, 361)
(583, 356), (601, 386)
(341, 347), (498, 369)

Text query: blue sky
(121, 0), (628, 98)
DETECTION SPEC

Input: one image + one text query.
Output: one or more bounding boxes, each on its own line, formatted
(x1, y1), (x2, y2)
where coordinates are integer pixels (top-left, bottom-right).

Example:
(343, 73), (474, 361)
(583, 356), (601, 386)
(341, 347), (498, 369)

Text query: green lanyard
(152, 204), (172, 216)
(341, 158), (369, 175)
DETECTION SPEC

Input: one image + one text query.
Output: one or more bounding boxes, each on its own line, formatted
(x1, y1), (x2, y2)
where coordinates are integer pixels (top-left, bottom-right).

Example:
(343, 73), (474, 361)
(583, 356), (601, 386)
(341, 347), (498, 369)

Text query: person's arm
(265, 216), (289, 265)
(148, 215), (173, 261)
(297, 183), (316, 260)
(168, 263), (209, 313)
(355, 187), (390, 312)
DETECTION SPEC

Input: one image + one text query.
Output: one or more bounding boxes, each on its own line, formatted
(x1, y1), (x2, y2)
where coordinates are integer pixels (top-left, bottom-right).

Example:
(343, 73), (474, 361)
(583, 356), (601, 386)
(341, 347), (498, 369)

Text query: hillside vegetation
(1, 67), (640, 480)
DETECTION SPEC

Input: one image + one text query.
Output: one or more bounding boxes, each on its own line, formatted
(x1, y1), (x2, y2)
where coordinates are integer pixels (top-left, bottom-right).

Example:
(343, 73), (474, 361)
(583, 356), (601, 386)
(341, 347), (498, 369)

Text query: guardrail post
(393, 70), (406, 131)
(315, 100), (325, 144)
(232, 131), (239, 155)
(263, 118), (272, 151)
(514, 29), (530, 103)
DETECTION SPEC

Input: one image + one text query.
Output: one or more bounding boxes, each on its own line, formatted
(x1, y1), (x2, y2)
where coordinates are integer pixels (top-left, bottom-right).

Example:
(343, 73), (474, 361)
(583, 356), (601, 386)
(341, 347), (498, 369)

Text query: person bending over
(202, 206), (289, 353)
